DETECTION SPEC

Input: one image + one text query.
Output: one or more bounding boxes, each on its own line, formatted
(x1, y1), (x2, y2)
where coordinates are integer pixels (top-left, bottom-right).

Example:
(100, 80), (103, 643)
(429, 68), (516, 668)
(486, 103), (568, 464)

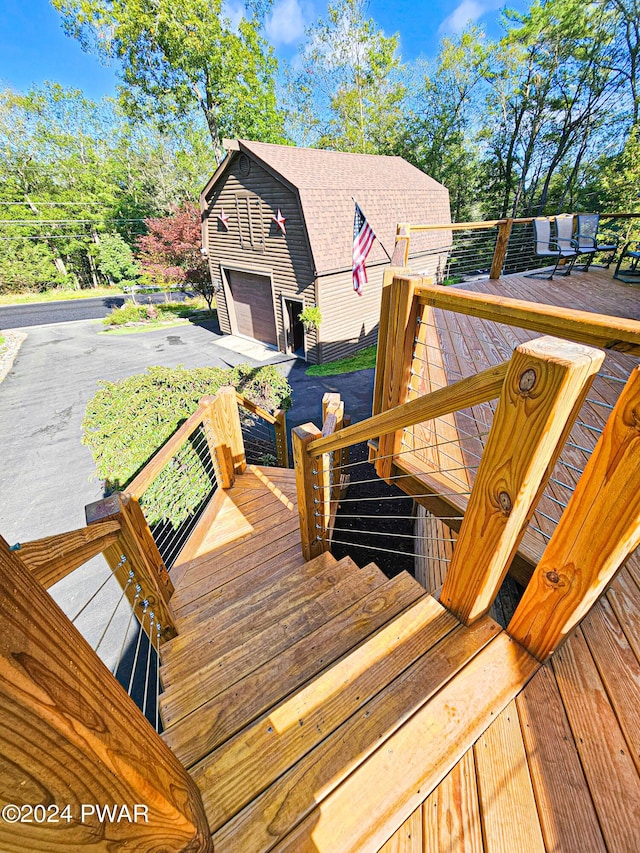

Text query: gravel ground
(0, 330), (26, 383)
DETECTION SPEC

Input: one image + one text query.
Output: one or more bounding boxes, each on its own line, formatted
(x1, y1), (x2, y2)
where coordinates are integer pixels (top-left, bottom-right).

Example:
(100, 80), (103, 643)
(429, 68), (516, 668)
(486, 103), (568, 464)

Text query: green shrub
(82, 364), (292, 526)
(102, 303), (146, 325)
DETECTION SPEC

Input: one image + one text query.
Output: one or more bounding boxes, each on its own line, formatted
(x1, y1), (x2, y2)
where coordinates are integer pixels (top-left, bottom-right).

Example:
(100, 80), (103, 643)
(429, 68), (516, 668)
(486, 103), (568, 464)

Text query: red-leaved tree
(137, 202), (214, 309)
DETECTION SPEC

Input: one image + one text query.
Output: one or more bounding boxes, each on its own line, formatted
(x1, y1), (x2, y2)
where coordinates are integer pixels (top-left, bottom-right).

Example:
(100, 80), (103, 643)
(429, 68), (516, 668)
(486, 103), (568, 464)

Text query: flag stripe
(353, 203), (376, 296)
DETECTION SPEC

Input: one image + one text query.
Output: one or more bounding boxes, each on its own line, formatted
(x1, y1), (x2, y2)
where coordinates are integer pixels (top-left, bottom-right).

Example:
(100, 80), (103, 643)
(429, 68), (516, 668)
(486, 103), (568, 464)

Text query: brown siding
(204, 157), (317, 358)
(316, 250), (447, 363)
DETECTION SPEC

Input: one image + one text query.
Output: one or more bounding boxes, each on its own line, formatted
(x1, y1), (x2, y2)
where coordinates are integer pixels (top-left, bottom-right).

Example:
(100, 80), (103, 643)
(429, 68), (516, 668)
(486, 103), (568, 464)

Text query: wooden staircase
(158, 466), (540, 852)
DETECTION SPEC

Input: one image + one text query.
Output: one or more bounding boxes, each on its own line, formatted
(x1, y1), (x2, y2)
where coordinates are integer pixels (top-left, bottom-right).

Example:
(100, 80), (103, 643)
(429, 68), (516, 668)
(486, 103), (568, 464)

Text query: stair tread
(159, 562), (388, 725)
(174, 531), (308, 624)
(210, 615), (500, 851)
(173, 515), (303, 612)
(162, 571), (426, 768)
(161, 552), (346, 684)
(270, 632), (539, 853)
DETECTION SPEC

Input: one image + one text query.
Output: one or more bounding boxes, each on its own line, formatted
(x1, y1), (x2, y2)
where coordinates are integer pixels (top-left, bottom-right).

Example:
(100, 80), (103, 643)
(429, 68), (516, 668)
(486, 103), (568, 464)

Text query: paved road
(0, 291), (188, 329)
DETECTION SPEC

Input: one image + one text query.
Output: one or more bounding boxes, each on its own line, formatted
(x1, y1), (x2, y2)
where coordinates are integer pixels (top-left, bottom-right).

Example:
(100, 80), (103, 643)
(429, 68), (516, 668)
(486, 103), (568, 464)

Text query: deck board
(516, 664), (606, 852)
(474, 700), (545, 853)
(552, 629), (640, 851)
(392, 267), (640, 852)
(422, 749), (483, 853)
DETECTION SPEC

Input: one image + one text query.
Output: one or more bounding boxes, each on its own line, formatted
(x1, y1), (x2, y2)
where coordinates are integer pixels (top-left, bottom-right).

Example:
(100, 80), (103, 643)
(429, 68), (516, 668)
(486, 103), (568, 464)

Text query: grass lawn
(0, 286), (126, 306)
(306, 345), (377, 376)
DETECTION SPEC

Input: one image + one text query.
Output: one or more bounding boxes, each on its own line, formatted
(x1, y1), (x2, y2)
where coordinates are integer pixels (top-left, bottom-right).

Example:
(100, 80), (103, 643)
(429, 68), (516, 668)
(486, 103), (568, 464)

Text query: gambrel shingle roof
(201, 140), (451, 275)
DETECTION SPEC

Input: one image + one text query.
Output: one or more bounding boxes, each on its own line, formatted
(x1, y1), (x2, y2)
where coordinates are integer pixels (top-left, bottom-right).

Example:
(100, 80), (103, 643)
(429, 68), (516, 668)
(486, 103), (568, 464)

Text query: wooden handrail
(400, 212), (640, 234)
(127, 401), (210, 498)
(236, 391), (278, 424)
(306, 362), (508, 458)
(396, 212), (640, 278)
(12, 519), (121, 589)
(86, 492), (177, 642)
(415, 280), (640, 356)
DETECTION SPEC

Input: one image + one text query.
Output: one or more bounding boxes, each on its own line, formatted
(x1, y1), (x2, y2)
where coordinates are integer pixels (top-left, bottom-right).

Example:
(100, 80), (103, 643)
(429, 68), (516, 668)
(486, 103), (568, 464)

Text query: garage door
(226, 270), (278, 347)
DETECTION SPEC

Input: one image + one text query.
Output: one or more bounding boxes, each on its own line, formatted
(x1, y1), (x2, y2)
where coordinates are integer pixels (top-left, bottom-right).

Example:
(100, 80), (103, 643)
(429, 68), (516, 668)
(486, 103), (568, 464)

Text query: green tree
(0, 83), (219, 292)
(481, 0), (622, 216)
(95, 233), (141, 285)
(287, 0), (406, 154)
(400, 28), (486, 220)
(52, 0), (287, 160)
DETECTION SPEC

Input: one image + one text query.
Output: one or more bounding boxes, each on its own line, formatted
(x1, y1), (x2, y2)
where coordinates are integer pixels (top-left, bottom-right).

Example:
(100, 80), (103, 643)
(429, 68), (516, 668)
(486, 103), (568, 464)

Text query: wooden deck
(398, 266), (640, 851)
(156, 466), (549, 852)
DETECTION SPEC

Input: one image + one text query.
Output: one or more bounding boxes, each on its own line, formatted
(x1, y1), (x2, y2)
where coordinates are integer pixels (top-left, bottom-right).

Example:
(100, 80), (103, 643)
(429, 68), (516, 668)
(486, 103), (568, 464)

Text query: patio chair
(575, 213), (619, 270)
(526, 215), (578, 279)
(613, 241), (640, 282)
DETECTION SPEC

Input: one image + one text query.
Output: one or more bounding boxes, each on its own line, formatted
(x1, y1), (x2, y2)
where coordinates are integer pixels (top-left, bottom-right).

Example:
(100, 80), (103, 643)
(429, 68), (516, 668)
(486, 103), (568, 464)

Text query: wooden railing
(0, 536), (213, 853)
(0, 382), (292, 850)
(393, 212), (640, 281)
(293, 308), (640, 665)
(294, 270), (640, 581)
(236, 392), (289, 468)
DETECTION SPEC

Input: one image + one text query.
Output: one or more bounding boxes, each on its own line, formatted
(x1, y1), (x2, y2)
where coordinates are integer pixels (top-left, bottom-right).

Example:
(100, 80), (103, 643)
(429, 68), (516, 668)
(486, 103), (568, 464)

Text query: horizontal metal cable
(598, 372), (627, 384)
(586, 398), (615, 410)
(565, 439), (595, 455)
(575, 420), (604, 435)
(334, 512), (462, 522)
(113, 588), (140, 676)
(94, 572), (134, 654)
(329, 526), (457, 543)
(530, 524), (552, 541)
(557, 458), (584, 475)
(329, 537), (437, 559)
(332, 490), (471, 503)
(549, 475), (576, 492)
(71, 567), (119, 624)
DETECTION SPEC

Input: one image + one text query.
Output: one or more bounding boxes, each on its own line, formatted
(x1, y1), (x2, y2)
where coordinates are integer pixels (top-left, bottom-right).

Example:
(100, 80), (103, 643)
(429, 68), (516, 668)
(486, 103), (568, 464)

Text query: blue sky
(0, 0), (523, 100)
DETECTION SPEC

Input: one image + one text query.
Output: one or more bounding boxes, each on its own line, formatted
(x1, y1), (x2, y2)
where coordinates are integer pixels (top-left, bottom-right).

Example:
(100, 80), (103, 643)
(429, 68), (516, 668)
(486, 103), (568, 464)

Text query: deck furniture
(527, 215), (578, 279)
(613, 240), (640, 281)
(575, 212), (619, 269)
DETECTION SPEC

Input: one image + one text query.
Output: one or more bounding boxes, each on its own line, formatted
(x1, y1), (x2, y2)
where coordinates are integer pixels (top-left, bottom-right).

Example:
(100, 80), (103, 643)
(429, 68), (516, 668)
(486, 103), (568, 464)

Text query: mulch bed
(330, 442), (416, 578)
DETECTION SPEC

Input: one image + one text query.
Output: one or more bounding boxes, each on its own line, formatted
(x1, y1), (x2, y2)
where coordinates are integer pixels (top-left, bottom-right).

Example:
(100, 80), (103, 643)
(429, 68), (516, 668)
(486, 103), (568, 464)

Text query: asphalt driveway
(0, 317), (374, 667)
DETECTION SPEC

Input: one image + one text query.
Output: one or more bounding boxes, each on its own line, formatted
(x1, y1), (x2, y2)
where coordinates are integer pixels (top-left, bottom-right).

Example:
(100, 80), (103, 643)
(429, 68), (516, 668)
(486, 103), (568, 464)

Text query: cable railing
(8, 386), (289, 742)
(294, 274), (640, 618)
(393, 212), (640, 283)
(236, 393), (289, 468)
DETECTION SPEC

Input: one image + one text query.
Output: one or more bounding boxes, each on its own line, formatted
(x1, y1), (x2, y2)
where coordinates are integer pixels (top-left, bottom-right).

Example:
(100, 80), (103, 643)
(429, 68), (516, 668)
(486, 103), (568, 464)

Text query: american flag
(352, 202), (376, 296)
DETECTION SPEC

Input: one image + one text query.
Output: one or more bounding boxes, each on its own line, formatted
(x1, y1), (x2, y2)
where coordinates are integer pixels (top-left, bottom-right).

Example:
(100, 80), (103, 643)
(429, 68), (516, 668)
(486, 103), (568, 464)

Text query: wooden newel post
(273, 409), (289, 467)
(86, 492), (177, 642)
(0, 536), (213, 853)
(490, 219), (513, 280)
(205, 386), (246, 476)
(376, 275), (421, 480)
(292, 423), (330, 560)
(440, 336), (604, 625)
(199, 396), (234, 489)
(509, 367), (640, 661)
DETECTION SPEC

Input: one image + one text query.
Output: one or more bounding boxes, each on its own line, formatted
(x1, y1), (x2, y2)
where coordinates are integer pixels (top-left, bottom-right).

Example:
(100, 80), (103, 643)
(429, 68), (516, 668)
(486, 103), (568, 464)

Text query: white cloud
(438, 0), (501, 35)
(222, 0), (245, 32)
(265, 0), (306, 46)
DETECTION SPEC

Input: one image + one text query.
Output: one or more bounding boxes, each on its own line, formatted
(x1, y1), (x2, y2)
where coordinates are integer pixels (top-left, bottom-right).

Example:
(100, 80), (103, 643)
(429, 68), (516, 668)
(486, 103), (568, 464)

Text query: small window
(235, 193), (264, 252)
(238, 153), (251, 177)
